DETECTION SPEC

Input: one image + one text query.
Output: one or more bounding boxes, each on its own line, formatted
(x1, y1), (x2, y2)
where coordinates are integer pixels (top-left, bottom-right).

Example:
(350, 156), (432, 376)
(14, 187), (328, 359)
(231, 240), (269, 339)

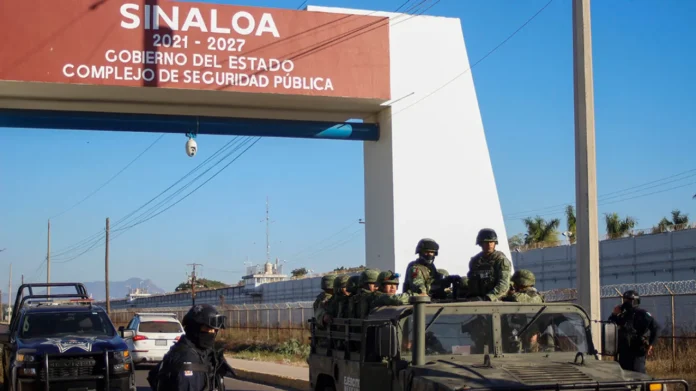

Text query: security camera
(186, 138), (197, 157)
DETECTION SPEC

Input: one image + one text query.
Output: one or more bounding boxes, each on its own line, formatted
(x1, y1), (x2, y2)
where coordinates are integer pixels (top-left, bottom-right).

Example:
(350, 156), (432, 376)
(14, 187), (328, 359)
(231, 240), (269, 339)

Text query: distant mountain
(2, 278), (166, 303)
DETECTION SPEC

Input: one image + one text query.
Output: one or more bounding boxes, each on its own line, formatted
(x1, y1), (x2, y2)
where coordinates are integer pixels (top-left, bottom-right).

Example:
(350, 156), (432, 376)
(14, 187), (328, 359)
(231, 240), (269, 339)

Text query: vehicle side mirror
(601, 322), (618, 356)
(122, 330), (135, 339)
(0, 332), (10, 344)
(377, 323), (398, 359)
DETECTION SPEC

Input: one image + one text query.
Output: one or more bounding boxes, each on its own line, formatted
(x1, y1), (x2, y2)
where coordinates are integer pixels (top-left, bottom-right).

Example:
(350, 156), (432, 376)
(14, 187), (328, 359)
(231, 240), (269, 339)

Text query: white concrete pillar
(307, 6), (512, 281)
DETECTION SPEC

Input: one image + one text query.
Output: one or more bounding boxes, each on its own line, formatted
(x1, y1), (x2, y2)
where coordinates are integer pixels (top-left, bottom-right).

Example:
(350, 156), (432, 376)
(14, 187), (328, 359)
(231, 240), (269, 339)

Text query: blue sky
(1, 0), (695, 293)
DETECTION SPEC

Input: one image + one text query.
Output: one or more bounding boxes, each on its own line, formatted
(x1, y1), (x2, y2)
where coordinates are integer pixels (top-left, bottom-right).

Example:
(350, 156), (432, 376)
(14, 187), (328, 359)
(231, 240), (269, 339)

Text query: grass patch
(215, 328), (310, 367)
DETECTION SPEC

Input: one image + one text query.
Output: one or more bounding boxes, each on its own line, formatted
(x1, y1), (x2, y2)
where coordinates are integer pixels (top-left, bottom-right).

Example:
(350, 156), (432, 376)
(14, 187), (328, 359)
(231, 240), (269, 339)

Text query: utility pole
(8, 263), (12, 321)
(187, 263), (203, 305)
(105, 217), (111, 315)
(263, 196), (273, 264)
(573, 0), (601, 350)
(47, 219), (51, 295)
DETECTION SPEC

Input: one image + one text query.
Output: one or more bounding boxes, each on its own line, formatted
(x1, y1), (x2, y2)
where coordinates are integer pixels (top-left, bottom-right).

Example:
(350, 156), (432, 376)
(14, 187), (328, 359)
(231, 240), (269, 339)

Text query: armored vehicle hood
(407, 354), (653, 391)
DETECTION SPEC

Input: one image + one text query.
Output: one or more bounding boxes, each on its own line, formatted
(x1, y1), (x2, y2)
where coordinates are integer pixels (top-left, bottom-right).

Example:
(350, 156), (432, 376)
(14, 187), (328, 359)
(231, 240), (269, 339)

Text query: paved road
(134, 365), (287, 391)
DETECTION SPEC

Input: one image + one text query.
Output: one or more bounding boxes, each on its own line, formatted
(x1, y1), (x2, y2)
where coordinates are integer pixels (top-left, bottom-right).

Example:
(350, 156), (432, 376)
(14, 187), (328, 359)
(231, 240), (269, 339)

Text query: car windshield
(20, 311), (115, 339)
(139, 321), (183, 333)
(500, 309), (589, 354)
(400, 307), (495, 356)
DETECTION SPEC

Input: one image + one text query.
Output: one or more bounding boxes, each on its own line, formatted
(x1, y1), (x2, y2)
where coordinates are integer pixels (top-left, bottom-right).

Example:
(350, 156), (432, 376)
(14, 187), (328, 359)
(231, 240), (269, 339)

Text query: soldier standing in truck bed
(403, 238), (440, 296)
(314, 274), (336, 329)
(504, 270), (544, 304)
(466, 228), (512, 302)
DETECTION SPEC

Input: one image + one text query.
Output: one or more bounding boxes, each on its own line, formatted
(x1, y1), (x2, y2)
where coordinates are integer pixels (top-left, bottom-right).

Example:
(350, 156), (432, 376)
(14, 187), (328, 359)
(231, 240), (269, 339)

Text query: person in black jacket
(148, 304), (236, 390)
(608, 290), (659, 374)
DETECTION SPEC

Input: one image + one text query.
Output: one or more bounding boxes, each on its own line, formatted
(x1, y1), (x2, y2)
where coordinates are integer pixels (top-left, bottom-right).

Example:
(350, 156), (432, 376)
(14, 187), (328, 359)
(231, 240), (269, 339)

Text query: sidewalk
(226, 356), (310, 391)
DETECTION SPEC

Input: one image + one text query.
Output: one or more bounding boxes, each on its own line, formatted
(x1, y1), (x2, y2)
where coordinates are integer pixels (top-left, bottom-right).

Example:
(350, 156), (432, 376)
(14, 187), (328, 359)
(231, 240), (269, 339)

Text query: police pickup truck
(308, 295), (689, 391)
(0, 283), (136, 391)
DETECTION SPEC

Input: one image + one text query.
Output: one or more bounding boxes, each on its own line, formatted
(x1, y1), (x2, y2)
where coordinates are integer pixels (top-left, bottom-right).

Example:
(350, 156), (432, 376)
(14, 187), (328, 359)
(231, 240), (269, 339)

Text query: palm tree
(522, 216), (561, 248)
(670, 209), (689, 231)
(565, 205), (577, 244)
(604, 213), (637, 239)
(651, 217), (672, 234)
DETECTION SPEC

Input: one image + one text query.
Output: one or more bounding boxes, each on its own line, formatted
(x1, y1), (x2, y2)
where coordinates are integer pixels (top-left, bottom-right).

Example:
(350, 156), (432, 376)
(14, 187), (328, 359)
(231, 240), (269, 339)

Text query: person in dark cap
(148, 303), (236, 390)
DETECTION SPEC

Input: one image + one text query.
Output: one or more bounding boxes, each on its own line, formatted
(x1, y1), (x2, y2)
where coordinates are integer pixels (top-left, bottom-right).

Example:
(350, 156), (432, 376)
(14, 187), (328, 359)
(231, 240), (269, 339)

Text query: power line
(506, 179), (696, 222)
(52, 137), (262, 264)
(47, 136), (246, 260)
(504, 168), (696, 220)
(50, 133), (165, 220)
(390, 0), (555, 117)
(286, 219), (363, 260)
(294, 227), (365, 262)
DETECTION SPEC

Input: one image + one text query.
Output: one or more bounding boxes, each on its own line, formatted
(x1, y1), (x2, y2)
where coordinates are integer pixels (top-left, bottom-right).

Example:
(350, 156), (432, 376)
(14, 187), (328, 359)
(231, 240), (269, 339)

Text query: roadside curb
(234, 368), (310, 391)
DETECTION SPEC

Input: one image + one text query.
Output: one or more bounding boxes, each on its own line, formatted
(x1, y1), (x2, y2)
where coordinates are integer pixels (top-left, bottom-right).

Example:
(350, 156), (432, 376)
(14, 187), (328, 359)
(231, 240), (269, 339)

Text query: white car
(120, 313), (184, 364)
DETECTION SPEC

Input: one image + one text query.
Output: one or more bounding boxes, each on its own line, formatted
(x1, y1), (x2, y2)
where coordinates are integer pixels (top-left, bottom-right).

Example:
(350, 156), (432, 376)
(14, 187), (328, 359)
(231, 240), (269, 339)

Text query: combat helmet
(359, 268), (380, 287)
(333, 274), (351, 295)
(415, 238), (439, 255)
(622, 290), (641, 305)
(511, 269), (535, 287)
(321, 274), (337, 291)
(377, 270), (400, 287)
(346, 275), (360, 294)
(182, 304), (226, 330)
(476, 228), (498, 246)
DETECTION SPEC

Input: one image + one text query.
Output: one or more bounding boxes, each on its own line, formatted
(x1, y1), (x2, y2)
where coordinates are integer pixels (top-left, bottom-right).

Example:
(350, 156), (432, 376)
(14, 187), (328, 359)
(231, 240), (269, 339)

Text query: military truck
(0, 283), (136, 391)
(308, 295), (689, 391)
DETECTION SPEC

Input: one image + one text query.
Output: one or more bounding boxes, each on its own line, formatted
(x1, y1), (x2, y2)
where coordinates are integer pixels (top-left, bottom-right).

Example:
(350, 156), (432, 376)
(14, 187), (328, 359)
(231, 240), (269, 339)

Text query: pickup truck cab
(0, 283), (136, 391)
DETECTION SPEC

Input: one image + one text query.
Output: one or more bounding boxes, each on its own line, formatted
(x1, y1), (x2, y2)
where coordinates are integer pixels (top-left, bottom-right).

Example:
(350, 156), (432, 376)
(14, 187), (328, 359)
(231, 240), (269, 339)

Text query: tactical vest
(468, 252), (498, 297)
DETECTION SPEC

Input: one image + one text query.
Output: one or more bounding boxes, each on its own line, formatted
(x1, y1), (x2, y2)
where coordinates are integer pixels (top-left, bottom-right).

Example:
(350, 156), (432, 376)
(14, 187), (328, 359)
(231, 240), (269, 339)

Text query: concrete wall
(512, 228), (696, 291)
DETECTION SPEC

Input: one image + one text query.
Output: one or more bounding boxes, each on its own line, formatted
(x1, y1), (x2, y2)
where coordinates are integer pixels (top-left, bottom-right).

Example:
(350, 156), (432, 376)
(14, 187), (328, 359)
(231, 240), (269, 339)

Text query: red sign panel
(0, 1), (391, 100)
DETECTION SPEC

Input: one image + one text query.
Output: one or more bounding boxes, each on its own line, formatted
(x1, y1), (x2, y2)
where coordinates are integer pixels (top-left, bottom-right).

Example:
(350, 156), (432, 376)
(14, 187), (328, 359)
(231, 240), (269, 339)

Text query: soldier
(314, 274), (336, 329)
(349, 268), (380, 319)
(403, 238), (440, 295)
(466, 228), (512, 301)
(370, 271), (416, 310)
(504, 270), (544, 303)
(609, 290), (659, 374)
(320, 274), (351, 326)
(339, 275), (360, 318)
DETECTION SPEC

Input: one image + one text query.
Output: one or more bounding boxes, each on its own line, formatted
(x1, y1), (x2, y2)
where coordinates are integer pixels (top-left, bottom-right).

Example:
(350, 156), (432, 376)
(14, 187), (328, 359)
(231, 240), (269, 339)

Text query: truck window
(501, 312), (589, 354)
(19, 311), (115, 339)
(402, 310), (495, 356)
(138, 321), (183, 333)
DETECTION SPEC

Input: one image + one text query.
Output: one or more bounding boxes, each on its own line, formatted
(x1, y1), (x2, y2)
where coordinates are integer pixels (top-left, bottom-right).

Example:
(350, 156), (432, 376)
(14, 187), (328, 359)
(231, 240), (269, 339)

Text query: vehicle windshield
(500, 309), (589, 354)
(139, 321), (183, 333)
(20, 311), (116, 339)
(401, 307), (495, 356)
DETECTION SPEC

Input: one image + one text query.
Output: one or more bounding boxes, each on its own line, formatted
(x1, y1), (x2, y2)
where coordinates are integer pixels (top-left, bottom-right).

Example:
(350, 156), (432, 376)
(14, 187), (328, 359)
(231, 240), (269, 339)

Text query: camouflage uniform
(504, 270), (544, 304)
(467, 229), (512, 301)
(323, 274), (352, 326)
(370, 271), (414, 310)
(339, 275), (360, 318)
(349, 268), (380, 319)
(314, 274), (336, 328)
(403, 238), (440, 295)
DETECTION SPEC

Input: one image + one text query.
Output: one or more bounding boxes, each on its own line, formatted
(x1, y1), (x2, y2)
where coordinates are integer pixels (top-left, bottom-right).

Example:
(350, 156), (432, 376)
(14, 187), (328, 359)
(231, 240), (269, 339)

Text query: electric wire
(49, 133), (166, 220)
(504, 168), (696, 220)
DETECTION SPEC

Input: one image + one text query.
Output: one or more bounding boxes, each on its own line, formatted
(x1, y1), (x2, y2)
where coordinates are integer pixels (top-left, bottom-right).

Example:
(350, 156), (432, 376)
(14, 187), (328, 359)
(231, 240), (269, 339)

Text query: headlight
(648, 384), (664, 391)
(111, 350), (132, 373)
(16, 353), (37, 362)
